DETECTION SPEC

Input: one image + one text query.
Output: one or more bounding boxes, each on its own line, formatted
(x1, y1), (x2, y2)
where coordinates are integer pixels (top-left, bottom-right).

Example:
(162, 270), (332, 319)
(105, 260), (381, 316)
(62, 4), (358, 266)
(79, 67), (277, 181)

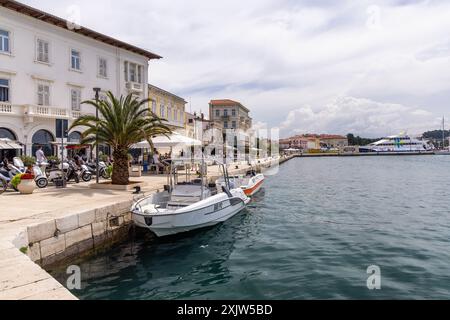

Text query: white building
(0, 0), (161, 158)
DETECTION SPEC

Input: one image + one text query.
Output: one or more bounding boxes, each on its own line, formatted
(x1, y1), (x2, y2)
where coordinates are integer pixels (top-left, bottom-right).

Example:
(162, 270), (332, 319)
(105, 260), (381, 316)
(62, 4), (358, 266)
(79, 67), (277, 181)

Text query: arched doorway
(32, 130), (55, 157)
(0, 127), (18, 161)
(0, 127), (16, 140)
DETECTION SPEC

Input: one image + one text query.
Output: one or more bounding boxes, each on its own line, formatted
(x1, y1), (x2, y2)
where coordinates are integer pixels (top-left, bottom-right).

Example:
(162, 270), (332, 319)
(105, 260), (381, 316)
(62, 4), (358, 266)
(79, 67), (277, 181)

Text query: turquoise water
(51, 156), (450, 299)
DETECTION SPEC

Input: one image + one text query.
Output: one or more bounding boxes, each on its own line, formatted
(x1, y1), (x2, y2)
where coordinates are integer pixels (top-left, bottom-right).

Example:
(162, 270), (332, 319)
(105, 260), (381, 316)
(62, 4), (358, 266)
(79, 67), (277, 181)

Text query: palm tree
(70, 91), (171, 185)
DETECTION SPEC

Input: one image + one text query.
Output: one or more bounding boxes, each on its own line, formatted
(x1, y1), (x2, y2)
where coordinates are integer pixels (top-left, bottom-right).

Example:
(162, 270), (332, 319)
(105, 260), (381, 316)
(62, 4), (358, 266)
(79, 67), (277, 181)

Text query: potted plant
(12, 173), (36, 194)
(20, 156), (37, 171)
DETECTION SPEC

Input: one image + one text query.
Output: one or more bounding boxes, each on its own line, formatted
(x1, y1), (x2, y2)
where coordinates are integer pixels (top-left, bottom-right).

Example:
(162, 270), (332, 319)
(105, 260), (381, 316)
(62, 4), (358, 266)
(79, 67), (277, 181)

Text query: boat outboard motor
(221, 185), (233, 198)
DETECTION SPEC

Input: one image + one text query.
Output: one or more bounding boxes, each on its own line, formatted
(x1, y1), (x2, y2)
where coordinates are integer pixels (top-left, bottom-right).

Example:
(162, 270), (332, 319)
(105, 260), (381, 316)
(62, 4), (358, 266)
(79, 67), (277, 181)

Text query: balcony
(24, 104), (70, 119)
(126, 81), (143, 93)
(0, 103), (24, 116)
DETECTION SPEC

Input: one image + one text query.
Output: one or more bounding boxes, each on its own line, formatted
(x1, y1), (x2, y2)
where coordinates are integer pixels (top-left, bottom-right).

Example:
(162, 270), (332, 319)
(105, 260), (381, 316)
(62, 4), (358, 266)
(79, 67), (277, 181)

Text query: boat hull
(132, 189), (249, 237)
(242, 175), (264, 196)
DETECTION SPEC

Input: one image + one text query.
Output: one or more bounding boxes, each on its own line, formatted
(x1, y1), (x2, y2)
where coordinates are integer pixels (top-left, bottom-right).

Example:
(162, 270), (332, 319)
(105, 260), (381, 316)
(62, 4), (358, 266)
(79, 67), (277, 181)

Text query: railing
(0, 102), (12, 113)
(25, 104), (70, 118)
(126, 81), (143, 92)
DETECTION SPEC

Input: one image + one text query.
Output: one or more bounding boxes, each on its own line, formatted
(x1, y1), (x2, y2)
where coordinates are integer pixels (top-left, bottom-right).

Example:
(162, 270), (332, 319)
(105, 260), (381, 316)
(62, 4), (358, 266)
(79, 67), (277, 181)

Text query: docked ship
(360, 133), (433, 153)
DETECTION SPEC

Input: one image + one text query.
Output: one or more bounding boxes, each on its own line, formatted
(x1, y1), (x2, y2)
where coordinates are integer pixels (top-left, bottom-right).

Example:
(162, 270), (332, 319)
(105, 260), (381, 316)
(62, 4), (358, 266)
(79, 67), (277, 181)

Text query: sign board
(56, 119), (69, 139)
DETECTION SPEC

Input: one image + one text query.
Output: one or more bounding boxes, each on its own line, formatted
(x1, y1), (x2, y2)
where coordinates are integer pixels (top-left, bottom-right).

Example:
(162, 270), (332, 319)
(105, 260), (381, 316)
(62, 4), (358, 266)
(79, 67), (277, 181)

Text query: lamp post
(93, 87), (101, 184)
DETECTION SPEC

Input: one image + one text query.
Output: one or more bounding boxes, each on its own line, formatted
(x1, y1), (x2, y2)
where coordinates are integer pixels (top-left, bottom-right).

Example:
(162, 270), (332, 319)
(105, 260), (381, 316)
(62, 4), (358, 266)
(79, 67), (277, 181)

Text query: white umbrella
(131, 133), (202, 149)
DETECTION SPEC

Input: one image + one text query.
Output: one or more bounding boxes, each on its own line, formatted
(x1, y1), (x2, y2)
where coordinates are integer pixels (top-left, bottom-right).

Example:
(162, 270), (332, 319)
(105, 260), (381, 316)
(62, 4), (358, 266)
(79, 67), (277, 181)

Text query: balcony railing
(0, 103), (24, 116)
(23, 105), (95, 120)
(0, 102), (12, 114)
(126, 81), (143, 93)
(25, 104), (70, 119)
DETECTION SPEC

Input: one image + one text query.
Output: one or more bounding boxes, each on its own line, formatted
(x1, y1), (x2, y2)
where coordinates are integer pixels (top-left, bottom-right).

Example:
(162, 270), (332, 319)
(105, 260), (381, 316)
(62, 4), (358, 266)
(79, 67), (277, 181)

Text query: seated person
(152, 151), (165, 172)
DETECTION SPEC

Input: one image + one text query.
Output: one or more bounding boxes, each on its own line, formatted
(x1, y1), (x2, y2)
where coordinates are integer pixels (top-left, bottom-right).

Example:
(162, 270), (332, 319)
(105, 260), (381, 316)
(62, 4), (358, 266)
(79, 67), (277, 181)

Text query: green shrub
(99, 154), (109, 162)
(20, 155), (36, 167)
(11, 174), (22, 189)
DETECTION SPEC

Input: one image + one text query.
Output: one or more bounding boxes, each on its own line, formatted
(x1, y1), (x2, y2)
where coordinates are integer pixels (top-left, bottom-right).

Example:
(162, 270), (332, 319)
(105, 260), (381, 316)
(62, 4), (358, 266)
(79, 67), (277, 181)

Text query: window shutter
(44, 42), (49, 62)
(37, 84), (43, 105)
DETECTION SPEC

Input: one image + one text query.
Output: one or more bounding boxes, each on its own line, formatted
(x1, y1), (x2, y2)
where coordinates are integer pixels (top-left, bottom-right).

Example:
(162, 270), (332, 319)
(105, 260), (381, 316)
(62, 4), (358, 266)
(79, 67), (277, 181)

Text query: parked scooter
(86, 161), (109, 179)
(78, 163), (92, 182)
(0, 162), (18, 193)
(12, 157), (48, 188)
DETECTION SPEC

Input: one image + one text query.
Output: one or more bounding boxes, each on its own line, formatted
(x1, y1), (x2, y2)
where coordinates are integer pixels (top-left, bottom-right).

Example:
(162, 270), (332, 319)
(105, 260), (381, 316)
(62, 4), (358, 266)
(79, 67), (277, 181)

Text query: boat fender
(221, 185), (233, 198)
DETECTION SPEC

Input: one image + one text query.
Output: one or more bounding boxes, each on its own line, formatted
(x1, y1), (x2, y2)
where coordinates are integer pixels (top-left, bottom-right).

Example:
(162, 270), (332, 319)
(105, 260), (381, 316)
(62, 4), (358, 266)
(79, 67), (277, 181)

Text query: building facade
(208, 99), (253, 162)
(148, 84), (186, 134)
(0, 1), (160, 157)
(209, 99), (252, 132)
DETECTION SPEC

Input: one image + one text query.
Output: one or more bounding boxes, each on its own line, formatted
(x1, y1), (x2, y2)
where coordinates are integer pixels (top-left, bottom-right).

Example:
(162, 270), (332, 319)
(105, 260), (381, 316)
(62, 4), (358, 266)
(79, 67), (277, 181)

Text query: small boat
(216, 169), (265, 197)
(131, 160), (250, 237)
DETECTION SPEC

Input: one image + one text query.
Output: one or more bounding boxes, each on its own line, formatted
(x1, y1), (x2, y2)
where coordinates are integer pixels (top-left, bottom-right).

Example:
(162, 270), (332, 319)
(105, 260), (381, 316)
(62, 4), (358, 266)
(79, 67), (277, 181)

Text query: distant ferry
(360, 134), (433, 153)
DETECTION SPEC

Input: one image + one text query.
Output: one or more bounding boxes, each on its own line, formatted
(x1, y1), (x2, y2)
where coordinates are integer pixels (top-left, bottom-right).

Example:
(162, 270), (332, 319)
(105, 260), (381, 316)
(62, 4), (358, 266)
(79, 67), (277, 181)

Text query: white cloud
(279, 96), (443, 138)
(20, 0), (450, 137)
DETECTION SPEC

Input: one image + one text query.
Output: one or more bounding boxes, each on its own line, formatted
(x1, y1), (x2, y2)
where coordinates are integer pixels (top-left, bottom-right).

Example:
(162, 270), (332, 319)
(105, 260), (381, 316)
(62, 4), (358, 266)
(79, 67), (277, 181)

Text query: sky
(21, 0), (450, 138)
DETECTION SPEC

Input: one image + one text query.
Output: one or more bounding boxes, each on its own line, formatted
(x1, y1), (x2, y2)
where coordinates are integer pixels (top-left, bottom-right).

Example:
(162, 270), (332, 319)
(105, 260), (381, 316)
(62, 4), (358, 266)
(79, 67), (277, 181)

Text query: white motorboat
(131, 161), (250, 237)
(216, 169), (265, 197)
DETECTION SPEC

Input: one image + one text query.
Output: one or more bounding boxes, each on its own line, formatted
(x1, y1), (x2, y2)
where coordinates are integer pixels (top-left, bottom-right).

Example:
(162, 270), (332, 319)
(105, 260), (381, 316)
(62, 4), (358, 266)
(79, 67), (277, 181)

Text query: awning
(132, 133), (202, 149)
(0, 138), (23, 150)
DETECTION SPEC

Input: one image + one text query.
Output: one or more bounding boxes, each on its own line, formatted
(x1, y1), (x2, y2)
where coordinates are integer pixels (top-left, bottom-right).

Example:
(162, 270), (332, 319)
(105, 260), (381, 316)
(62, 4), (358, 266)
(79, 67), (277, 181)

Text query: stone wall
(25, 200), (134, 267)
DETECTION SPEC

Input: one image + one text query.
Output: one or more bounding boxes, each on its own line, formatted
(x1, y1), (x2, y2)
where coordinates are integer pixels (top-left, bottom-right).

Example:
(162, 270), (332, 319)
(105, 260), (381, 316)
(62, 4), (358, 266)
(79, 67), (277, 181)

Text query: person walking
(35, 146), (47, 165)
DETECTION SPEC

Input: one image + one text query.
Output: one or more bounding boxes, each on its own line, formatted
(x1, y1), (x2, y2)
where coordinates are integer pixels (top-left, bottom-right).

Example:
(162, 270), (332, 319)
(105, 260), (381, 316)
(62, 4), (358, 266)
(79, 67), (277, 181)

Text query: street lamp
(93, 87), (101, 184)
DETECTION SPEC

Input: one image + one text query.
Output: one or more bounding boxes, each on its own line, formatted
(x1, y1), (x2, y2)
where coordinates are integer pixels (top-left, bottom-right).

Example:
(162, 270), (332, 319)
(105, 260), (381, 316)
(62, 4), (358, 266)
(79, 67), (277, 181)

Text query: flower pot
(17, 179), (35, 194)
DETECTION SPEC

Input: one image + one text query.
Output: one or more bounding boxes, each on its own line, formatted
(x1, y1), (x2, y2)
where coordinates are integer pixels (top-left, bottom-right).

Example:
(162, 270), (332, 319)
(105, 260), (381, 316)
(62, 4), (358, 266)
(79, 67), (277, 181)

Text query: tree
(70, 92), (171, 185)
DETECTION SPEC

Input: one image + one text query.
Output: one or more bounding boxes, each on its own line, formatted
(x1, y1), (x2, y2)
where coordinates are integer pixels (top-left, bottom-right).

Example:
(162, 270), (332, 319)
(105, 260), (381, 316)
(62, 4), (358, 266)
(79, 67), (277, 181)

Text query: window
(138, 65), (142, 83)
(36, 39), (49, 63)
(215, 109), (220, 117)
(151, 101), (156, 114)
(160, 104), (165, 118)
(0, 79), (9, 102)
(232, 109), (236, 116)
(224, 121), (228, 129)
(174, 108), (178, 121)
(70, 88), (81, 111)
(71, 49), (81, 70)
(0, 29), (9, 53)
(224, 109), (228, 117)
(180, 110), (184, 122)
(129, 63), (136, 82)
(124, 61), (128, 81)
(124, 61), (142, 83)
(98, 58), (107, 78)
(168, 106), (172, 120)
(37, 83), (50, 106)
(232, 121), (236, 128)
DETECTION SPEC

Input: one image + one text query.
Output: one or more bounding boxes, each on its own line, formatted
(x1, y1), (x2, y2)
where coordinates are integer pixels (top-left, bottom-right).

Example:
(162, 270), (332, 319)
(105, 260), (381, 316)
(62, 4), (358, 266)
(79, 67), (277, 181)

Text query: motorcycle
(78, 163), (92, 182)
(12, 157), (48, 188)
(0, 163), (18, 193)
(86, 161), (109, 179)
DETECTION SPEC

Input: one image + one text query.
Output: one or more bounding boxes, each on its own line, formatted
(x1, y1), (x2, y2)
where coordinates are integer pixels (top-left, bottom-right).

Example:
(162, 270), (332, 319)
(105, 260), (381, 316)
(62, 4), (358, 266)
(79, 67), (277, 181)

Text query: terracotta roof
(209, 99), (249, 112)
(0, 0), (162, 60)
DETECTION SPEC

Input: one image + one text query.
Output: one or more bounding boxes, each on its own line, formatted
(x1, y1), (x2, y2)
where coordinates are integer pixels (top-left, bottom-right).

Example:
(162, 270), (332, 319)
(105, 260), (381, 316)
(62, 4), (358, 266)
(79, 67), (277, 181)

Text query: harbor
(47, 155), (450, 300)
(1, 0), (450, 304)
(0, 157), (286, 299)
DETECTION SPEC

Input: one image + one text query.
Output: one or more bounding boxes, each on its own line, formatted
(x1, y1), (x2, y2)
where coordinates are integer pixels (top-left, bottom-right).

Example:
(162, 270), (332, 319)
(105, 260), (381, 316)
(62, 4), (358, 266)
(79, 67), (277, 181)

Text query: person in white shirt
(152, 150), (164, 173)
(35, 146), (47, 164)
